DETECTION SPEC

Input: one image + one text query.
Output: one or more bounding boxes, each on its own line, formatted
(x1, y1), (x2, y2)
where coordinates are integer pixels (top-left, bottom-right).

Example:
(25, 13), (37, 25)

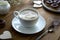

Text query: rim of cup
(18, 8), (40, 21)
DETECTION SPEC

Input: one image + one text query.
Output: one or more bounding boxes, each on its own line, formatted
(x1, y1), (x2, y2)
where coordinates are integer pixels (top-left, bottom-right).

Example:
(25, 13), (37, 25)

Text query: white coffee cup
(14, 8), (39, 28)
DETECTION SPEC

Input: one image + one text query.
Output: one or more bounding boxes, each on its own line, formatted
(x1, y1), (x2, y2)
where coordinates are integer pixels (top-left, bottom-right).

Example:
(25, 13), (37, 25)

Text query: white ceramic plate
(12, 16), (46, 34)
(42, 0), (60, 13)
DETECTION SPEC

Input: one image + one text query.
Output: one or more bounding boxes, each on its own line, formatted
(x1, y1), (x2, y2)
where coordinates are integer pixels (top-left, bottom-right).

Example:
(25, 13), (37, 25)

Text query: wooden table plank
(0, 0), (60, 40)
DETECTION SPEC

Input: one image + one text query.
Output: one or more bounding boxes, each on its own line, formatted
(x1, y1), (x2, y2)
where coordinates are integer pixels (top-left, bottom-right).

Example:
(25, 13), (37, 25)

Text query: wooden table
(0, 0), (60, 40)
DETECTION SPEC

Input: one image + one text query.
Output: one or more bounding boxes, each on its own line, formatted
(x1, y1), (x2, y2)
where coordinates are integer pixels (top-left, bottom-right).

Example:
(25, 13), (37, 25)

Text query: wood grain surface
(0, 0), (60, 40)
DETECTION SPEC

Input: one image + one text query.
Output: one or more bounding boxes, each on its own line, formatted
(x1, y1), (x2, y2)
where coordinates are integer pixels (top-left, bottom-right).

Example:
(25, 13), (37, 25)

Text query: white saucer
(12, 16), (46, 34)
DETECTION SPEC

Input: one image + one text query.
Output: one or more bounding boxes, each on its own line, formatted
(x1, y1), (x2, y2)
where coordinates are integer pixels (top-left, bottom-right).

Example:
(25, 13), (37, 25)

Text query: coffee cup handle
(13, 11), (19, 17)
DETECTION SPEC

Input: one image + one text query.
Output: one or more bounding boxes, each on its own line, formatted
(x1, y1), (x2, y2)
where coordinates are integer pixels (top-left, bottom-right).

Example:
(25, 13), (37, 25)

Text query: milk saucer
(12, 16), (46, 34)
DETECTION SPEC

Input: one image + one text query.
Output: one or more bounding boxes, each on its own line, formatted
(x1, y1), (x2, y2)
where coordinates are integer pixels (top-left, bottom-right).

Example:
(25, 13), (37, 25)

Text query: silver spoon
(36, 20), (60, 40)
(36, 25), (54, 40)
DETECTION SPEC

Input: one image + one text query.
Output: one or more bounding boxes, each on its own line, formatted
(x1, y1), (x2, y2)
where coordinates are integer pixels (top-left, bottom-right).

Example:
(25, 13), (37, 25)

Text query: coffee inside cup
(19, 9), (38, 20)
